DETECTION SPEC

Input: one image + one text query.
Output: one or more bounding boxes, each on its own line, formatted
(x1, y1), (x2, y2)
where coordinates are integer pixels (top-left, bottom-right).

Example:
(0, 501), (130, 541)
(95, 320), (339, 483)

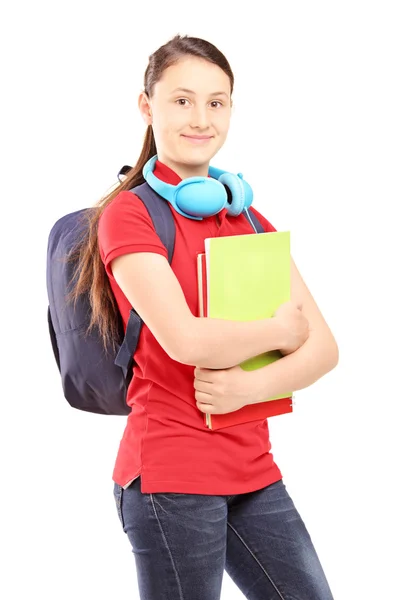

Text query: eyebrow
(170, 87), (229, 98)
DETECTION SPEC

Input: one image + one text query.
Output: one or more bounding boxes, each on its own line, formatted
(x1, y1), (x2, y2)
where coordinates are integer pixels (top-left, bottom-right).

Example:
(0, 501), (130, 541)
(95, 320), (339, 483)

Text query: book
(196, 230), (294, 430)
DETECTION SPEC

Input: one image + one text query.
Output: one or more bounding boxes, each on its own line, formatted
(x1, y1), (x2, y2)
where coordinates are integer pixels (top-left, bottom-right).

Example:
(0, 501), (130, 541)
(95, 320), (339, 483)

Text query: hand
(193, 365), (251, 415)
(273, 300), (310, 355)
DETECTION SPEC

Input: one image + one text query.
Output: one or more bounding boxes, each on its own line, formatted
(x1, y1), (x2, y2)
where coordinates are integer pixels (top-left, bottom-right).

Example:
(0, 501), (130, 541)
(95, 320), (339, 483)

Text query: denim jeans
(113, 477), (334, 600)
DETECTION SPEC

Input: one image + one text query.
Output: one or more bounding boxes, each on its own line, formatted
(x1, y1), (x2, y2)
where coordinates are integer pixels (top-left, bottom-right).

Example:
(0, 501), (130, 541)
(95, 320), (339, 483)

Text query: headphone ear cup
(218, 173), (246, 216)
(175, 178), (227, 218)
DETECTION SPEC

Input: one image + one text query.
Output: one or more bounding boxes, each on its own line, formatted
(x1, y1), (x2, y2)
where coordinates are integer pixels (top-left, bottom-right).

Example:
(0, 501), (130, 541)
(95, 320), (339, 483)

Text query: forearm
(249, 333), (339, 404)
(182, 316), (285, 369)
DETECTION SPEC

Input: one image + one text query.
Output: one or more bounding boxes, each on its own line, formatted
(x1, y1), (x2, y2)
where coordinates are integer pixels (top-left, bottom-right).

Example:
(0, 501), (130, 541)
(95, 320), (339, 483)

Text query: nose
(190, 104), (210, 130)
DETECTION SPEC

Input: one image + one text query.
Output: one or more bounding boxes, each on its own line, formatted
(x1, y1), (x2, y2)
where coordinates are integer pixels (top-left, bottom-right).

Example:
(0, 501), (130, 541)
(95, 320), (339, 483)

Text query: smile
(181, 135), (213, 144)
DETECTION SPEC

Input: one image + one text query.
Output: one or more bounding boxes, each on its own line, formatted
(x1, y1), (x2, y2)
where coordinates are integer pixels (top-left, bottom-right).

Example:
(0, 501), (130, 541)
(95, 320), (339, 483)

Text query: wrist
(247, 366), (269, 405)
(270, 317), (286, 353)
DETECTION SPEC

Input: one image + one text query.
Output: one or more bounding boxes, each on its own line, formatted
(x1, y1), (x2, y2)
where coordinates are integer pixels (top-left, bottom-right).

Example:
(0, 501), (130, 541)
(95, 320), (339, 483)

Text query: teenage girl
(73, 34), (338, 600)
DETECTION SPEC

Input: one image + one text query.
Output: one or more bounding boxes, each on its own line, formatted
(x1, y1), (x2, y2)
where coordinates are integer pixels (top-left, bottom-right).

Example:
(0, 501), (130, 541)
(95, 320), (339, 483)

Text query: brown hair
(68, 34), (234, 352)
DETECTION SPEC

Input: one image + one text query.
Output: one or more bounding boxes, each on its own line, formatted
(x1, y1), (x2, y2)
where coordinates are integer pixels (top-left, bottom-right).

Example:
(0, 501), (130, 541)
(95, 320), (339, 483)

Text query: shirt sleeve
(249, 206), (277, 233)
(98, 191), (169, 278)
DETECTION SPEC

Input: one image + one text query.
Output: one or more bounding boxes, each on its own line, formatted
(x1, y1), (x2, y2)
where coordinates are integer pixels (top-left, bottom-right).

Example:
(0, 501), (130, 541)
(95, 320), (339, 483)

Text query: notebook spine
(197, 253), (212, 429)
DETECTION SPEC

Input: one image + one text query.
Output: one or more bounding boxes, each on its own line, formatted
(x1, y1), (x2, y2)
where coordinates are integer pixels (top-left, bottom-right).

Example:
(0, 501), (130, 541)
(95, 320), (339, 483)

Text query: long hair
(67, 34), (235, 352)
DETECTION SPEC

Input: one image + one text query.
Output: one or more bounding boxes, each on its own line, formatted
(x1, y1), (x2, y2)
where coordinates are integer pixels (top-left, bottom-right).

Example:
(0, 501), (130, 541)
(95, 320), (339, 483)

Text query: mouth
(181, 135), (213, 144)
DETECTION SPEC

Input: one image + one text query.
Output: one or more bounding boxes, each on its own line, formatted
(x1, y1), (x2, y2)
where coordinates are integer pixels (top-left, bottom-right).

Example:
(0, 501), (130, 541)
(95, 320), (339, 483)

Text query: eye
(210, 101), (223, 108)
(176, 98), (190, 106)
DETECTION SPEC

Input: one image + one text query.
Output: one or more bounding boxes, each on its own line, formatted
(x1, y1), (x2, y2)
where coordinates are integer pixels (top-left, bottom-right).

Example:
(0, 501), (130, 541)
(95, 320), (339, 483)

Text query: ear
(138, 91), (152, 126)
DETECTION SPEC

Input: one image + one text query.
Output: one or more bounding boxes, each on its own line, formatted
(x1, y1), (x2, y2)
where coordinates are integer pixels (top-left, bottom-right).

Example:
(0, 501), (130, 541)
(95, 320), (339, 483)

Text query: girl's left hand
(193, 365), (253, 415)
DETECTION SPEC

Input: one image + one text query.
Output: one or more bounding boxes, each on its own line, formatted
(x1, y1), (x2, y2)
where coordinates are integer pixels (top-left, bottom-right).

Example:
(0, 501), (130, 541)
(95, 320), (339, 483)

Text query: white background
(1, 1), (399, 599)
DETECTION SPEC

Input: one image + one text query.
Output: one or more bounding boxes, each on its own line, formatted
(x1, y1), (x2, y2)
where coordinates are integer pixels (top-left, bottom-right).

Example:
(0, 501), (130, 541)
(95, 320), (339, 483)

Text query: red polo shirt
(98, 159), (283, 494)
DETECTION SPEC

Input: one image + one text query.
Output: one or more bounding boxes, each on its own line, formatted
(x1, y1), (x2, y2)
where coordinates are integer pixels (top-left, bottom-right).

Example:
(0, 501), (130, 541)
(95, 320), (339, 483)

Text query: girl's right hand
(273, 300), (310, 355)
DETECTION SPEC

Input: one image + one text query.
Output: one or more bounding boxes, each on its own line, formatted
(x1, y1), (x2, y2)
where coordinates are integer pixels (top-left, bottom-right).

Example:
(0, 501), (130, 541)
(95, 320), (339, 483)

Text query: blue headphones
(142, 155), (254, 221)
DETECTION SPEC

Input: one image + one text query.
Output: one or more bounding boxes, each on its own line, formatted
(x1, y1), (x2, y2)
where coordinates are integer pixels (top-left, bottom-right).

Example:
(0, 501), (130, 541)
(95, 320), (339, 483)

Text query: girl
(72, 34), (338, 600)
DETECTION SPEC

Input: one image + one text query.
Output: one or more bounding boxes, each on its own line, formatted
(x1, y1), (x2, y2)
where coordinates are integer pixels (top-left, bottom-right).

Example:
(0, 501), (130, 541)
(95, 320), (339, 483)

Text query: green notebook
(204, 231), (291, 399)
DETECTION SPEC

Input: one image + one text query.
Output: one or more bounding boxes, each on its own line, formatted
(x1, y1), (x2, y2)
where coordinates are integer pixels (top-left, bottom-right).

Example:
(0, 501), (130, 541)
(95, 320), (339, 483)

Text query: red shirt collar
(153, 159), (182, 185)
(153, 159), (213, 184)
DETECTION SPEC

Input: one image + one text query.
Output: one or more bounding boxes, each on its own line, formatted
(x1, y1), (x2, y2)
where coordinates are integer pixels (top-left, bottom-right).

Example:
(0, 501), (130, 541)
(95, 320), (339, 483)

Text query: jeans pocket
(113, 482), (125, 530)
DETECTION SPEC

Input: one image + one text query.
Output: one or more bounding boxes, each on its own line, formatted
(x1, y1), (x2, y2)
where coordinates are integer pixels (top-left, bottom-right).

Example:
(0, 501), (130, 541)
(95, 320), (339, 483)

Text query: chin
(182, 148), (220, 165)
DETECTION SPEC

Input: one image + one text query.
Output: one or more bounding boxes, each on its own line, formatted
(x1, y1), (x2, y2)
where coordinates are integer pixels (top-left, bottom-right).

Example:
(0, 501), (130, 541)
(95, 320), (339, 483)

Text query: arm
(249, 332), (338, 404)
(192, 331), (338, 417)
(190, 316), (284, 369)
(111, 252), (286, 368)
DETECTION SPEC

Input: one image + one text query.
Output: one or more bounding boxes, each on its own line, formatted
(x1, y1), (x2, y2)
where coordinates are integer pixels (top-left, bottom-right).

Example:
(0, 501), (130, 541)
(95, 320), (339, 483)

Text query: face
(138, 56), (232, 179)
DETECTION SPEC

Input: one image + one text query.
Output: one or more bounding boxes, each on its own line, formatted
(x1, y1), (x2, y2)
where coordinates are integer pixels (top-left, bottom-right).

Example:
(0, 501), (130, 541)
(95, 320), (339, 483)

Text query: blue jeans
(113, 477), (334, 599)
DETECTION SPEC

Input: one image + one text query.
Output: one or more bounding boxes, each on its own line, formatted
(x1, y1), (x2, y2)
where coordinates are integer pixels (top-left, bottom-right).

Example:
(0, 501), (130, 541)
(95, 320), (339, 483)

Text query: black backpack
(46, 178), (264, 416)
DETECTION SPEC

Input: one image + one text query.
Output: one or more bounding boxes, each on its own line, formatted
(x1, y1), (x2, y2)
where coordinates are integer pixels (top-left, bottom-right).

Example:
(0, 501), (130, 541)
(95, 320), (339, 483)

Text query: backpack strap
(132, 182), (177, 263)
(244, 208), (265, 234)
(114, 183), (176, 373)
